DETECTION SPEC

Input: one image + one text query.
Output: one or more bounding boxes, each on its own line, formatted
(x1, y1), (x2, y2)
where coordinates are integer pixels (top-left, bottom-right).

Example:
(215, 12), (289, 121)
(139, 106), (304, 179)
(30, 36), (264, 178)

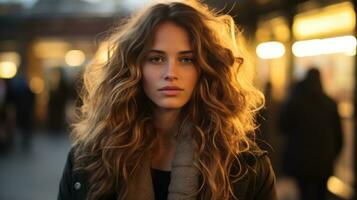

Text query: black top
(151, 168), (171, 200)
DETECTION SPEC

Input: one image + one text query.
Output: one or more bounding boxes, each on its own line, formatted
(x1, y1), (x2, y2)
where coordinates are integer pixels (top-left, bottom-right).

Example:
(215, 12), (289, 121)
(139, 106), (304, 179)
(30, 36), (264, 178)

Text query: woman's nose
(163, 59), (178, 81)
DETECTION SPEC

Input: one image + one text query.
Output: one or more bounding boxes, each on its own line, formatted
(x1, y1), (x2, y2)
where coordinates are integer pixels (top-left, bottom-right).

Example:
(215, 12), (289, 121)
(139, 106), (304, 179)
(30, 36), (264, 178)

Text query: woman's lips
(158, 86), (183, 96)
(160, 90), (182, 96)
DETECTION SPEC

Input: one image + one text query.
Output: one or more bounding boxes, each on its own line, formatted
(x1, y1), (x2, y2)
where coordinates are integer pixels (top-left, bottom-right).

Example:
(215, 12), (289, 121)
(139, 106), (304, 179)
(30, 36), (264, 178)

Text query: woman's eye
(148, 56), (166, 64)
(180, 57), (194, 63)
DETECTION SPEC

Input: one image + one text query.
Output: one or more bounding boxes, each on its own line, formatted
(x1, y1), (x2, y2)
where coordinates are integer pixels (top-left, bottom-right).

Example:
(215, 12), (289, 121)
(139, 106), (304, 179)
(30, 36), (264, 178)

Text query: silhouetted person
(48, 67), (68, 132)
(257, 81), (283, 176)
(278, 68), (343, 200)
(0, 79), (11, 152)
(6, 73), (35, 152)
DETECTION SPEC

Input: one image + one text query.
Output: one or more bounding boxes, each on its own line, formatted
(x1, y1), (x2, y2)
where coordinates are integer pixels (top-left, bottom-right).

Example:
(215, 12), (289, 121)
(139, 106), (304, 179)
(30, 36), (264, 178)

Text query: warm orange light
(256, 41), (285, 59)
(292, 35), (356, 57)
(65, 50), (86, 67)
(0, 61), (17, 79)
(293, 2), (355, 39)
(33, 40), (70, 59)
(30, 77), (45, 94)
(327, 176), (353, 199)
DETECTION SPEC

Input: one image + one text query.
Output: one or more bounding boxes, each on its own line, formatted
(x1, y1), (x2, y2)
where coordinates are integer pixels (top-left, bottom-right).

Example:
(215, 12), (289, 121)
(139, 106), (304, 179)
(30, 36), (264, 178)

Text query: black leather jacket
(58, 149), (277, 200)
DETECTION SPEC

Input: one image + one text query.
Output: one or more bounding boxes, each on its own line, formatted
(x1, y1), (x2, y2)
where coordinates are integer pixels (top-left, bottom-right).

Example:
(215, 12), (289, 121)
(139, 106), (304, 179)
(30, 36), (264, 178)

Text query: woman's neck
(151, 108), (180, 171)
(153, 108), (181, 139)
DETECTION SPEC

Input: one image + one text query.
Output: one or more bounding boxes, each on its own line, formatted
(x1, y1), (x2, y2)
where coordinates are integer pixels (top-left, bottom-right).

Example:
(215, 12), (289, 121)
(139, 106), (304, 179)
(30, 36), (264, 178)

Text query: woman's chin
(154, 102), (186, 110)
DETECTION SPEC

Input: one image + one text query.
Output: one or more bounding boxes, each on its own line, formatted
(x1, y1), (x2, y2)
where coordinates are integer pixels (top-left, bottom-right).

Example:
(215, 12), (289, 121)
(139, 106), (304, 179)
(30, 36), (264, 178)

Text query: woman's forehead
(150, 21), (192, 52)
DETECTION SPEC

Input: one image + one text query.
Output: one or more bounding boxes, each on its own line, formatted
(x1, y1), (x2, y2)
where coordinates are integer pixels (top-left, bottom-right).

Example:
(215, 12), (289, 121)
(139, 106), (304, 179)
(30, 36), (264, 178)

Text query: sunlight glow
(256, 41), (285, 59)
(292, 36), (356, 57)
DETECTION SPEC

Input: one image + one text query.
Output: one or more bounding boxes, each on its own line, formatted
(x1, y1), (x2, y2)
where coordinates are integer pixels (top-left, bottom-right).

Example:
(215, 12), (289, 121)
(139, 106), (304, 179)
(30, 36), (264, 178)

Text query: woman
(58, 1), (277, 200)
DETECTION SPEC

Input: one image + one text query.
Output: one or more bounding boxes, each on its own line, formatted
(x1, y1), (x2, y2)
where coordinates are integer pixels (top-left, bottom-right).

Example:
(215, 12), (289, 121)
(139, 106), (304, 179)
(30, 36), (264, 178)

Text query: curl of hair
(71, 1), (264, 199)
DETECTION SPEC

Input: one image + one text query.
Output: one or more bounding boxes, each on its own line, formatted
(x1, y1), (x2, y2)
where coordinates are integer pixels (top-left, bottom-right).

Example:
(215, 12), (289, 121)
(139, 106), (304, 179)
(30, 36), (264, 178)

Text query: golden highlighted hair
(71, 1), (264, 199)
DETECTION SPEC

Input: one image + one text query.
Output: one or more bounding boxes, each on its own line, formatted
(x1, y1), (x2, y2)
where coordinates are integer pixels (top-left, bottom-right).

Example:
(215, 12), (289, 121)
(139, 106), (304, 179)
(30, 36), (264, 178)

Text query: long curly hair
(71, 1), (264, 199)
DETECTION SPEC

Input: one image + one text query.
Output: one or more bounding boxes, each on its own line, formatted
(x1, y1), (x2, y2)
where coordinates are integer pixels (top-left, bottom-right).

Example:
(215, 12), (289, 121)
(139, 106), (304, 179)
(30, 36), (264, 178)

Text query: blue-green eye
(180, 57), (194, 63)
(148, 56), (166, 64)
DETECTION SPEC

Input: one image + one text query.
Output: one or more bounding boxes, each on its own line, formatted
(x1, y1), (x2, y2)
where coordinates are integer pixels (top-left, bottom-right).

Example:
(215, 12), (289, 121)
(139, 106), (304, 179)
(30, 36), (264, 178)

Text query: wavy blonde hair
(71, 1), (264, 199)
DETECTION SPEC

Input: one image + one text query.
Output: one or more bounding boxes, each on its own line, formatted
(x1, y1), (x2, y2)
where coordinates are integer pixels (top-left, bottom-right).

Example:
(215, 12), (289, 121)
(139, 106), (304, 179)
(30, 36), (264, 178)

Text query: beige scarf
(126, 131), (199, 200)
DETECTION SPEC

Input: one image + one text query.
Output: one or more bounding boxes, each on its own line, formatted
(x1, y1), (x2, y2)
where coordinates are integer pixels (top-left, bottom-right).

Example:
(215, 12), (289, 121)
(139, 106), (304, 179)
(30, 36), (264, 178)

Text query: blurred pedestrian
(48, 67), (68, 133)
(6, 73), (35, 152)
(278, 68), (343, 200)
(0, 78), (11, 152)
(257, 81), (283, 176)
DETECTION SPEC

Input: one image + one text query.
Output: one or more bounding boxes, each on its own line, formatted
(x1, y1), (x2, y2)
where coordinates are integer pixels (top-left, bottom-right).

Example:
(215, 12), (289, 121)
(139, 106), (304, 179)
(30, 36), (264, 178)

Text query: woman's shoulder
(58, 147), (89, 200)
(232, 149), (278, 200)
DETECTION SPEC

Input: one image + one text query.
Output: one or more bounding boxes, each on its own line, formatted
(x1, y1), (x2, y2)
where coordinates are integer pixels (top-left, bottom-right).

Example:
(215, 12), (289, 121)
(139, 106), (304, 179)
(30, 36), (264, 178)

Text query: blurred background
(0, 0), (355, 199)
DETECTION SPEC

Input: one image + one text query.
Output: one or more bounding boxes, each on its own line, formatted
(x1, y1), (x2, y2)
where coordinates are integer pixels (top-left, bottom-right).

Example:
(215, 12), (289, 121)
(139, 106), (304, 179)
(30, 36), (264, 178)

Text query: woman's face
(142, 21), (198, 110)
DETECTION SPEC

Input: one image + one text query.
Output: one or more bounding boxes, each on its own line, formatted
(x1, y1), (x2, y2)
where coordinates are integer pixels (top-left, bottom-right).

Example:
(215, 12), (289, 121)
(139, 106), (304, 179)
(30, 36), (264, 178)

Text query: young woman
(58, 1), (277, 200)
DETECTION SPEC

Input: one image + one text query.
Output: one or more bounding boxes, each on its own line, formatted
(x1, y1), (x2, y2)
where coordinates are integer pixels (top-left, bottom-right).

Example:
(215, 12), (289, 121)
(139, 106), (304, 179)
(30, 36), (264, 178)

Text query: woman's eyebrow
(178, 50), (194, 55)
(148, 50), (194, 55)
(148, 50), (165, 54)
